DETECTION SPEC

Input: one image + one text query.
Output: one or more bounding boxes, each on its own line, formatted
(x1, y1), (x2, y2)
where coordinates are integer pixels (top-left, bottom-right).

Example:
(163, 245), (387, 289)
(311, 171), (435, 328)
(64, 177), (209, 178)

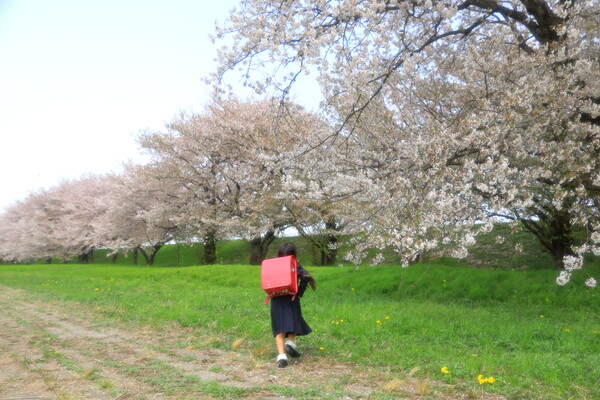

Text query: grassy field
(0, 260), (598, 399)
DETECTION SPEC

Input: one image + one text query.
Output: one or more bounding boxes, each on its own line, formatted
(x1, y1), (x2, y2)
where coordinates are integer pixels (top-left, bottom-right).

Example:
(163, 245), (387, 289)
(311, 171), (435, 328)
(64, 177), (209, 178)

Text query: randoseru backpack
(261, 255), (298, 304)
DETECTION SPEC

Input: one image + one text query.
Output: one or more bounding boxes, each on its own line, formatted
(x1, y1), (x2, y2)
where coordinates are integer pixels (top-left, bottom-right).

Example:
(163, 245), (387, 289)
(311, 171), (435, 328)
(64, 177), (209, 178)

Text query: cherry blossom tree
(138, 98), (322, 264)
(94, 165), (180, 265)
(0, 193), (60, 263)
(215, 0), (600, 284)
(50, 175), (111, 263)
(0, 175), (111, 263)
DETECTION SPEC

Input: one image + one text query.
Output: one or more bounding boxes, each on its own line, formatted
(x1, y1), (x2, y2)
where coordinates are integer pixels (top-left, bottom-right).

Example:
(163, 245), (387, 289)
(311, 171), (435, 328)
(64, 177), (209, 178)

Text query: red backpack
(261, 255), (298, 304)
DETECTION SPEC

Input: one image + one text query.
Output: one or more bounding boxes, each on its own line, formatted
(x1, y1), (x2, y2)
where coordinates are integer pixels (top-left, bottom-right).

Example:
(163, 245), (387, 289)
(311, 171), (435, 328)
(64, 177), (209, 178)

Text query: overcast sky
(0, 0), (321, 212)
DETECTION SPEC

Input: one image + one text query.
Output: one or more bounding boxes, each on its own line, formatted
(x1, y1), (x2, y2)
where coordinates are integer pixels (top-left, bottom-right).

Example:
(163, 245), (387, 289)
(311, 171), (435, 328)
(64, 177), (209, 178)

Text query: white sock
(285, 340), (296, 348)
(277, 353), (288, 361)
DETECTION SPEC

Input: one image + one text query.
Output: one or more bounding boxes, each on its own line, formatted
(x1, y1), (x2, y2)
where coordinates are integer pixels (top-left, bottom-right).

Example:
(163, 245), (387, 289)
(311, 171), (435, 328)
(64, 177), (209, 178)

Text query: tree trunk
(148, 250), (157, 266)
(521, 208), (575, 270)
(319, 243), (337, 265)
(549, 216), (575, 270)
(296, 215), (340, 266)
(78, 248), (93, 264)
(321, 217), (339, 265)
(203, 230), (217, 264)
(132, 247), (139, 265)
(137, 243), (164, 266)
(137, 247), (150, 265)
(249, 230), (277, 265)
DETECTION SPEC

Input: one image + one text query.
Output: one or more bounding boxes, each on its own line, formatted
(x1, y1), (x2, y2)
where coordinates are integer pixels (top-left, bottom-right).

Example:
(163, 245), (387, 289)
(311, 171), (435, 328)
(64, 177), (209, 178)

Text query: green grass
(0, 261), (598, 399)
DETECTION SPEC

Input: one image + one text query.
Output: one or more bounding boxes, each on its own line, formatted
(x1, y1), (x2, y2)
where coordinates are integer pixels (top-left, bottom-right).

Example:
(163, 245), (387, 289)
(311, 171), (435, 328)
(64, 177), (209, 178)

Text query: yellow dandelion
(441, 366), (449, 374)
(477, 374), (495, 384)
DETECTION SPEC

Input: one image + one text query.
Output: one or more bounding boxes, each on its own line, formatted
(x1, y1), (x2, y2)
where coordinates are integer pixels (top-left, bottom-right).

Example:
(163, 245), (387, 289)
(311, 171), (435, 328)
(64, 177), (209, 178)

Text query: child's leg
(275, 332), (286, 355)
(284, 333), (300, 357)
(275, 333), (288, 367)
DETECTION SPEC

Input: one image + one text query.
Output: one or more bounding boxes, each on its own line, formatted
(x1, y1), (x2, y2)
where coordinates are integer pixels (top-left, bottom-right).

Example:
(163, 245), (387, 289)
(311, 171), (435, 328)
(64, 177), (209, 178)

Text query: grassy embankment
(0, 256), (598, 399)
(21, 222), (598, 270)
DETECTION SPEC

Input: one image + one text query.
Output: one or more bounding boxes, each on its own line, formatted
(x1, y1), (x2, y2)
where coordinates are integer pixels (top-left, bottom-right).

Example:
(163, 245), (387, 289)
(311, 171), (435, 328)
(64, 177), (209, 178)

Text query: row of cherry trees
(0, 99), (341, 266)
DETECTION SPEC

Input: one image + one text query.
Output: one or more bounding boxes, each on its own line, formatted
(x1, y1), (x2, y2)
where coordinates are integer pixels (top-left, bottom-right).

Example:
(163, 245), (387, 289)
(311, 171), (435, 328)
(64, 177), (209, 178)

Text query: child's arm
(297, 263), (310, 278)
(297, 262), (316, 296)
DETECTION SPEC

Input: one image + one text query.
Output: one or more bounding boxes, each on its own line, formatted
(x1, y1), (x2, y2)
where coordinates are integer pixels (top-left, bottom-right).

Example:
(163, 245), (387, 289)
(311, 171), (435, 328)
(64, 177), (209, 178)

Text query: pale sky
(0, 0), (320, 212)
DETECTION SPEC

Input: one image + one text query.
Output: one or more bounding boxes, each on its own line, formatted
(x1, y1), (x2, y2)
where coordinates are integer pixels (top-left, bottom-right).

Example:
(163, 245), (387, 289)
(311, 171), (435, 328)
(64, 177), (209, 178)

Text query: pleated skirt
(270, 295), (312, 337)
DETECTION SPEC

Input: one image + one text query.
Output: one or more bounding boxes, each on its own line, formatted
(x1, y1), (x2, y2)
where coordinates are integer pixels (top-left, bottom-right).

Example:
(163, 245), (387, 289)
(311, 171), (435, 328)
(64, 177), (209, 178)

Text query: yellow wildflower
(477, 374), (496, 384)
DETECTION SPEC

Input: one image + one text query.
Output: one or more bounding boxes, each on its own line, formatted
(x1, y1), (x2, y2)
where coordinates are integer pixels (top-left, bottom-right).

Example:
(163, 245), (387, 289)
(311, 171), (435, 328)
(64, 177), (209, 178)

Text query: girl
(270, 242), (316, 368)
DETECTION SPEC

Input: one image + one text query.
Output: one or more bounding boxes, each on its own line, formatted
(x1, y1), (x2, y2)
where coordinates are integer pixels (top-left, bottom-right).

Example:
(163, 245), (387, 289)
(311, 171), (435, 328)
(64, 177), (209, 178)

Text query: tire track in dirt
(0, 286), (506, 399)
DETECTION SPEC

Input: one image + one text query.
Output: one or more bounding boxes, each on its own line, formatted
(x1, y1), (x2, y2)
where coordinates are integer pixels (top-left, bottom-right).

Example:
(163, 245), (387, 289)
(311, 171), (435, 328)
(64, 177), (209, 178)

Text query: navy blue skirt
(270, 295), (312, 337)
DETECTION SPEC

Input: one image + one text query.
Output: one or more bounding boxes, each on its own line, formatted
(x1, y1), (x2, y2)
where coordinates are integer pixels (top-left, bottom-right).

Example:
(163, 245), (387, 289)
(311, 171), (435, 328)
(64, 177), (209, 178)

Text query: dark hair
(277, 242), (297, 257)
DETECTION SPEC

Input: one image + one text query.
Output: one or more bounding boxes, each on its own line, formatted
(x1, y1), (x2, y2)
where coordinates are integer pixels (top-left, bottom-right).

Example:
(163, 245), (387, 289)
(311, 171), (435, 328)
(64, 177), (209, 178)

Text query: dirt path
(0, 286), (505, 400)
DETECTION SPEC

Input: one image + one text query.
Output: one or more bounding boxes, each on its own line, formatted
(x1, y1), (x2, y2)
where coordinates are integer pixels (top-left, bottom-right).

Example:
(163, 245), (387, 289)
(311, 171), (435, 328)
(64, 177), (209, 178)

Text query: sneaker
(276, 354), (288, 368)
(277, 358), (288, 368)
(285, 343), (301, 358)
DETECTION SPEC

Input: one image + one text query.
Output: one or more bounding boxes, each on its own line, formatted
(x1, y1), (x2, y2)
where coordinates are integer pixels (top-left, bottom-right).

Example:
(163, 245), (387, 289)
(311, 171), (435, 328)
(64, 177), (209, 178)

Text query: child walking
(270, 242), (316, 368)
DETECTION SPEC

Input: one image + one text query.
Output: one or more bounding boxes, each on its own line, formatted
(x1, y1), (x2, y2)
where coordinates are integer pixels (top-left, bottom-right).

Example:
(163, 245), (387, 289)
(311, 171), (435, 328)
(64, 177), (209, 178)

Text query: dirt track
(0, 286), (505, 400)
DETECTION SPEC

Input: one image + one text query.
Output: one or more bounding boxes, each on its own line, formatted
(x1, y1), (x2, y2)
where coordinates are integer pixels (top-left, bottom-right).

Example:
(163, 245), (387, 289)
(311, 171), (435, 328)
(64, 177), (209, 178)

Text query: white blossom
(557, 271), (571, 286)
(585, 277), (597, 288)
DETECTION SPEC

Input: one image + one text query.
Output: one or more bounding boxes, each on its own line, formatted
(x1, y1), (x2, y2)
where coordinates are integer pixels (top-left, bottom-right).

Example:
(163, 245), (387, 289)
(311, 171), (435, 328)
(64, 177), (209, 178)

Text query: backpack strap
(263, 290), (297, 305)
(263, 294), (272, 305)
